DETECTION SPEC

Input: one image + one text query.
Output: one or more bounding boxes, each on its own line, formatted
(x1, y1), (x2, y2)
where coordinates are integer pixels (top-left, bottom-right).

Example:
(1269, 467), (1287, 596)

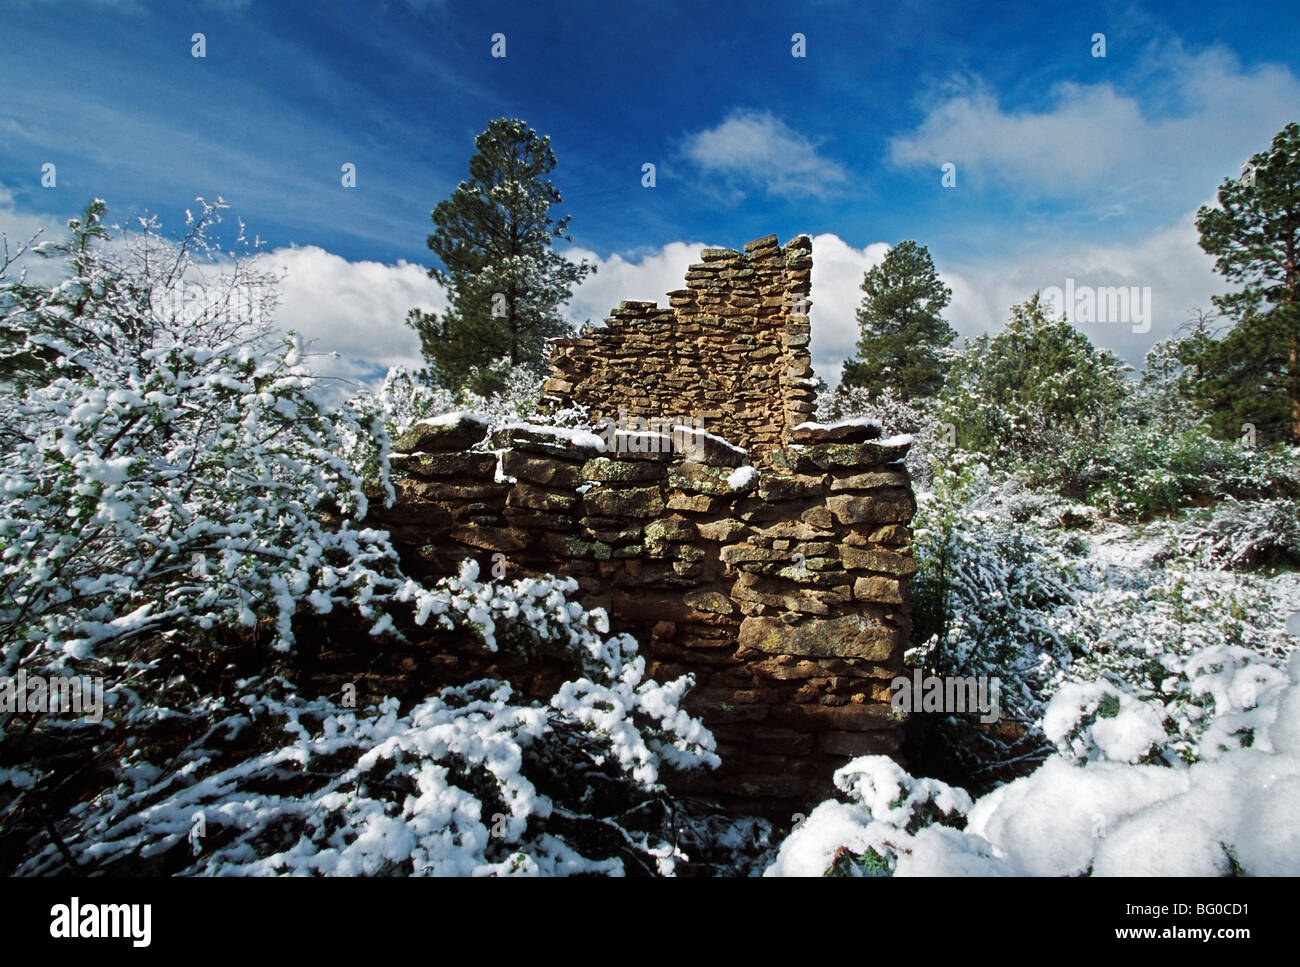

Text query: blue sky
(3, 0), (1299, 388)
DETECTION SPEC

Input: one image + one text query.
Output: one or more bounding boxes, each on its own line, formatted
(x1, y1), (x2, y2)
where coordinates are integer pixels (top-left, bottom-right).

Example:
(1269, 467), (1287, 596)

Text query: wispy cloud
(679, 110), (850, 202)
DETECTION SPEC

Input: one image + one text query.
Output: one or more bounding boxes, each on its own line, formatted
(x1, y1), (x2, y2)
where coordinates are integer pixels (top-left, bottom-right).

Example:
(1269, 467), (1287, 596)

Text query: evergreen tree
(940, 293), (1128, 463)
(838, 240), (956, 403)
(407, 118), (594, 397)
(1145, 308), (1237, 433)
(1194, 121), (1300, 445)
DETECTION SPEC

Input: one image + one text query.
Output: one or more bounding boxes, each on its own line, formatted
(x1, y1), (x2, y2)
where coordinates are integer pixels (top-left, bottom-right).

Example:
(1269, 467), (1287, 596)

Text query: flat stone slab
(738, 613), (897, 660)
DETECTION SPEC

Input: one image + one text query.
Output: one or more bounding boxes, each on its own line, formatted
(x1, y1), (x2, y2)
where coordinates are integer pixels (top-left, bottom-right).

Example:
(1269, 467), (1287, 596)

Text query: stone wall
(543, 234), (817, 460)
(357, 235), (918, 812)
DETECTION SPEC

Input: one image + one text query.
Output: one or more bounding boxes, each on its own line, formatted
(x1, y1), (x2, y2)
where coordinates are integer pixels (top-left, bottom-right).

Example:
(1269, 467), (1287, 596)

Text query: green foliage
(407, 118), (595, 397)
(823, 845), (891, 877)
(938, 293), (1128, 467)
(907, 461), (1081, 782)
(1194, 121), (1300, 446)
(839, 240), (955, 402)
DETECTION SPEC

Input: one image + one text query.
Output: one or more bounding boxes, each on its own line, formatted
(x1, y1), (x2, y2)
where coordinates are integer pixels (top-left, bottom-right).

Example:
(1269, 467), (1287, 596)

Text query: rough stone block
(738, 614), (898, 660)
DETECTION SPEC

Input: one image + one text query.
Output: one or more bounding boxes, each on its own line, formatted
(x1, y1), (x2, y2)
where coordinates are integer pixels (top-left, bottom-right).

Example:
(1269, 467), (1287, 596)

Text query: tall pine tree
(1194, 121), (1300, 445)
(407, 118), (594, 396)
(839, 240), (956, 402)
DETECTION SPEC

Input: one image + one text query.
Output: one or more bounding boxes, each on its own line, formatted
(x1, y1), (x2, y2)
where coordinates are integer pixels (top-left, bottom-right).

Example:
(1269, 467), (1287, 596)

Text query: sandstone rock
(394, 412), (489, 453)
(738, 614), (897, 660)
(491, 427), (604, 461)
(695, 518), (747, 542)
(818, 729), (904, 756)
(869, 524), (911, 545)
(720, 543), (791, 566)
(506, 483), (577, 513)
(390, 451), (497, 479)
(829, 470), (910, 491)
(668, 462), (743, 496)
(841, 545), (918, 576)
(854, 575), (907, 604)
(581, 457), (667, 482)
(583, 485), (665, 518)
(449, 525), (528, 552)
(672, 430), (748, 467)
(666, 493), (722, 513)
(684, 589), (733, 615)
(803, 441), (912, 470)
(578, 517), (644, 544)
(789, 420), (883, 445)
(756, 473), (829, 501)
(800, 506), (834, 529)
(501, 451), (584, 489)
(826, 492), (917, 525)
(701, 247), (741, 262)
(645, 517), (697, 543)
(770, 702), (894, 732)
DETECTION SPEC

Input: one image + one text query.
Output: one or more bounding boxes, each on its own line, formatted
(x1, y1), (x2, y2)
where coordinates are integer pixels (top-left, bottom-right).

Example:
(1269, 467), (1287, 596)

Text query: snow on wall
(359, 238), (919, 808)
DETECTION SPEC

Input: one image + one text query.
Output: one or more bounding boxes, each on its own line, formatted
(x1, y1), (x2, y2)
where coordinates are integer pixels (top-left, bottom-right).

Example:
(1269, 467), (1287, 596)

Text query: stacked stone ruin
(363, 234), (918, 810)
(544, 233), (817, 456)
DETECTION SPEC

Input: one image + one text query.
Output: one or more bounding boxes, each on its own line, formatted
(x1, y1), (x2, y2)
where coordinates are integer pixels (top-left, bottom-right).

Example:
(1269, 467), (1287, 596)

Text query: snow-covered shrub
(907, 460), (1082, 780)
(0, 199), (412, 673)
(1159, 497), (1300, 569)
(1054, 413), (1298, 519)
(1041, 681), (1171, 765)
(11, 563), (721, 876)
(1062, 420), (1223, 518)
(970, 651), (1300, 875)
(4, 559), (723, 875)
(355, 365), (457, 436)
(763, 756), (982, 877)
(1047, 565), (1294, 764)
(768, 650), (1300, 876)
(935, 295), (1129, 473)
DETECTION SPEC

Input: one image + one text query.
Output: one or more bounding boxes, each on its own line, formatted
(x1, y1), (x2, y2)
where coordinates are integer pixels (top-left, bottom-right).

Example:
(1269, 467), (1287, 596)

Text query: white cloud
(806, 233), (891, 383)
(680, 110), (850, 200)
(564, 241), (708, 328)
(0, 184), (70, 285)
(889, 46), (1300, 201)
(944, 208), (1225, 367)
(1, 182), (1229, 402)
(0, 183), (63, 247)
(255, 245), (442, 389)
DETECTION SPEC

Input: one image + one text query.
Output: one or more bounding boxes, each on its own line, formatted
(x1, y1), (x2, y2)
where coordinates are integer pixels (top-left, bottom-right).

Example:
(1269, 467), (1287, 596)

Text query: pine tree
(407, 118), (595, 397)
(1194, 121), (1300, 445)
(838, 240), (956, 403)
(941, 293), (1128, 462)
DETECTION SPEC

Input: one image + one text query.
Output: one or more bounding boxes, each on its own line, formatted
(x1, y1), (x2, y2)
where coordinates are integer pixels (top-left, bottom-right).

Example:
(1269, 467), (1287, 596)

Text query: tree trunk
(1291, 334), (1300, 444)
